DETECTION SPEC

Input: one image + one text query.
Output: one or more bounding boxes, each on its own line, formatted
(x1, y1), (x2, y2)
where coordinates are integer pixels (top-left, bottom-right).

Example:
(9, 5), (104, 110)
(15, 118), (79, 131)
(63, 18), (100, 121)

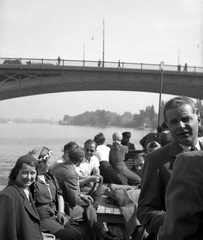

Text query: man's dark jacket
(137, 140), (202, 234)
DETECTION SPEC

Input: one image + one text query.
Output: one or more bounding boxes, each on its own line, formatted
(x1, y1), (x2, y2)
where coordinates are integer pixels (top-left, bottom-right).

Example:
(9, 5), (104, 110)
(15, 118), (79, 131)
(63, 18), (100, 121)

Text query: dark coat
(52, 160), (80, 208)
(137, 141), (184, 234)
(99, 161), (128, 184)
(0, 181), (43, 240)
(138, 140), (203, 235)
(159, 151), (203, 240)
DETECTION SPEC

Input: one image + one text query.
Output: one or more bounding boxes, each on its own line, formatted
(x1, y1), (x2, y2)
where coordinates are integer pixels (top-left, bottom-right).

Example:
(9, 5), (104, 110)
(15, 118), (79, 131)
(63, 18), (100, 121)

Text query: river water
(0, 123), (151, 190)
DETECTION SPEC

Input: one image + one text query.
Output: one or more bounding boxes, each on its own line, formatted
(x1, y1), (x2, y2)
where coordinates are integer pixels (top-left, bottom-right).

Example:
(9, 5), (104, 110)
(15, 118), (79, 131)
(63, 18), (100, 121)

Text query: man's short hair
(163, 96), (199, 122)
(122, 131), (131, 138)
(84, 139), (97, 147)
(68, 146), (85, 164)
(63, 141), (78, 152)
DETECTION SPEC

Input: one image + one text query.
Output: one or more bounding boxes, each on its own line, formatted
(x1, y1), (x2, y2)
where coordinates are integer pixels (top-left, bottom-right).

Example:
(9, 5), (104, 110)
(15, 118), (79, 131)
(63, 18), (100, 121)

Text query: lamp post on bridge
(157, 61), (164, 127)
(102, 18), (105, 68)
(83, 43), (85, 67)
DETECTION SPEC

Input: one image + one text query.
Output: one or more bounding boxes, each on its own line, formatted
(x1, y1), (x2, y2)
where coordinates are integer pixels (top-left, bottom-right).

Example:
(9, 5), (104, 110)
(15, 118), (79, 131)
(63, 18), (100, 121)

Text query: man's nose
(179, 121), (186, 128)
(26, 173), (32, 180)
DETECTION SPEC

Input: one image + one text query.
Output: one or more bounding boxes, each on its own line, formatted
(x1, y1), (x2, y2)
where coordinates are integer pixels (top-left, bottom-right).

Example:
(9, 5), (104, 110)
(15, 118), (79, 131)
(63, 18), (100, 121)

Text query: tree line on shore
(61, 104), (158, 129)
(60, 99), (203, 129)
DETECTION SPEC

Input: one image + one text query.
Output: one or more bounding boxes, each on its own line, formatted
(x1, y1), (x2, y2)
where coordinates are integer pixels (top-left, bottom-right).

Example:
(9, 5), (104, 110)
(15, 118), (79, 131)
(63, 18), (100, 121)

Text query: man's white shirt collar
(179, 141), (201, 152)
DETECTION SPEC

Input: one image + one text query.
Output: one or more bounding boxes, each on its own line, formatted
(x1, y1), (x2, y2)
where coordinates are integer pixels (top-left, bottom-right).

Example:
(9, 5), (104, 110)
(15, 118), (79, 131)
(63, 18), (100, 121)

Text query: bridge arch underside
(0, 68), (203, 101)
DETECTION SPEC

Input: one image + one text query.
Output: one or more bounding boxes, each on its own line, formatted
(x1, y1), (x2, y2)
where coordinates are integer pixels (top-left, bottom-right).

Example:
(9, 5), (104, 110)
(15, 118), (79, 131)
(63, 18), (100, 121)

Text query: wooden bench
(96, 195), (131, 240)
(125, 150), (142, 162)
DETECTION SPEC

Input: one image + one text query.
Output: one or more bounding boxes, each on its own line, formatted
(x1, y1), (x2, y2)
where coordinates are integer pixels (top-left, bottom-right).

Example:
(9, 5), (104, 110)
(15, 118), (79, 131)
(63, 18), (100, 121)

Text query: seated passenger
(109, 132), (141, 186)
(94, 133), (128, 185)
(0, 155), (43, 240)
(131, 152), (147, 178)
(50, 141), (78, 170)
(28, 146), (85, 240)
(52, 146), (117, 240)
(76, 139), (103, 195)
(94, 133), (111, 163)
(139, 126), (163, 153)
(146, 141), (161, 154)
(121, 131), (136, 150)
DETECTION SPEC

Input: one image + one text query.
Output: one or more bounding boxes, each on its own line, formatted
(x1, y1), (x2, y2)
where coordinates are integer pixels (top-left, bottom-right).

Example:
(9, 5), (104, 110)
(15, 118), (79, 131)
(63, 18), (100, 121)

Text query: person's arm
(91, 156), (100, 176)
(158, 152), (203, 240)
(137, 152), (166, 234)
(57, 194), (69, 225)
(63, 174), (80, 208)
(79, 175), (99, 187)
(79, 193), (93, 204)
(92, 166), (100, 176)
(57, 194), (65, 213)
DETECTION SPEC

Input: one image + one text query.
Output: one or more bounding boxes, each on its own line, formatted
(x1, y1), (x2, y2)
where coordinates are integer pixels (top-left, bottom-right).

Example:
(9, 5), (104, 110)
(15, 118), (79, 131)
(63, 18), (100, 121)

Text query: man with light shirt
(76, 139), (101, 193)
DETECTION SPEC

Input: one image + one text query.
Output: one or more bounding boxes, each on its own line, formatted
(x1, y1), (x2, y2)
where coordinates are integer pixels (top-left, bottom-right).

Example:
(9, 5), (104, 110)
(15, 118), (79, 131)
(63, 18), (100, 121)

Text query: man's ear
(197, 113), (201, 124)
(196, 110), (201, 125)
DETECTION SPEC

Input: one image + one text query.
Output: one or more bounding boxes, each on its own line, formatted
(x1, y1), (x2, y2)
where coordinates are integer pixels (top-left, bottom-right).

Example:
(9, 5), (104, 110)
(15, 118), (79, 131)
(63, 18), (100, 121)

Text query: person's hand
(90, 175), (100, 183)
(80, 194), (94, 204)
(57, 212), (69, 226)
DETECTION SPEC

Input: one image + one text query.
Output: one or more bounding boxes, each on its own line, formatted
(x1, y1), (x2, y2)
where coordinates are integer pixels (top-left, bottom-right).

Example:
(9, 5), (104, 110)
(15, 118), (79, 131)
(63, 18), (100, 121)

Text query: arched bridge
(0, 57), (203, 101)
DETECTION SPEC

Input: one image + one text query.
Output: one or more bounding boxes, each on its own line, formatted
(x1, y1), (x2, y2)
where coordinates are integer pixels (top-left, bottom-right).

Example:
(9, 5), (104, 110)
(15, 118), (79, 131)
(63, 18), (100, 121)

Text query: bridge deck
(0, 58), (203, 101)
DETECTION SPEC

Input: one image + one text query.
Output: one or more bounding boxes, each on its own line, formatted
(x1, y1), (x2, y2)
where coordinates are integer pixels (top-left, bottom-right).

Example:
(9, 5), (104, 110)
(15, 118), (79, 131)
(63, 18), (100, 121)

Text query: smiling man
(76, 139), (101, 192)
(137, 96), (203, 239)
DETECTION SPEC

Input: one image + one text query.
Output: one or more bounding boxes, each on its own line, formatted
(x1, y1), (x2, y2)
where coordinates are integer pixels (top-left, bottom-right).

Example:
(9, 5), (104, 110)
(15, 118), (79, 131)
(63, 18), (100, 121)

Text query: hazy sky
(0, 0), (202, 120)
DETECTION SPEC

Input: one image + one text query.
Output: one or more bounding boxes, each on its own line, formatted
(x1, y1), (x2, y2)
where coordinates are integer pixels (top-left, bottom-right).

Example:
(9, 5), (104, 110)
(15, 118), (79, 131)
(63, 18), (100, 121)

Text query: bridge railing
(0, 57), (202, 73)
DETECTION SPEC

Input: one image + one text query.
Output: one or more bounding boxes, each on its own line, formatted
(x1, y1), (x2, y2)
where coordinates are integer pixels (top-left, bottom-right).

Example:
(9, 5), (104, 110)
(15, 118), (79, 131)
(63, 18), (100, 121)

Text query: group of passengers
(2, 95), (202, 240)
(0, 130), (146, 240)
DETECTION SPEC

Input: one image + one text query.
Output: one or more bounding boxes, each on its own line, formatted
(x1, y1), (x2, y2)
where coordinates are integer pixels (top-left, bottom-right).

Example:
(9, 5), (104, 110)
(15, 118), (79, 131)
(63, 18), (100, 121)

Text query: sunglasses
(79, 158), (84, 163)
(85, 148), (95, 153)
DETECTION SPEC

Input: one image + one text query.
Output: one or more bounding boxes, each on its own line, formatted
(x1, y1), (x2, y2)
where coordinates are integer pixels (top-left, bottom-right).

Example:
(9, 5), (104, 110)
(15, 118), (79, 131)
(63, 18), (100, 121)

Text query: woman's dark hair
(94, 133), (105, 145)
(9, 161), (38, 181)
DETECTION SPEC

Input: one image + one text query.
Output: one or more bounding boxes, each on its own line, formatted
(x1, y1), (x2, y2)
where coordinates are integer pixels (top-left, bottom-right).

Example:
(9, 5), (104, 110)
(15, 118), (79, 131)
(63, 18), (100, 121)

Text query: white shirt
(94, 145), (111, 162)
(179, 141), (201, 152)
(24, 188), (30, 201)
(76, 155), (100, 178)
